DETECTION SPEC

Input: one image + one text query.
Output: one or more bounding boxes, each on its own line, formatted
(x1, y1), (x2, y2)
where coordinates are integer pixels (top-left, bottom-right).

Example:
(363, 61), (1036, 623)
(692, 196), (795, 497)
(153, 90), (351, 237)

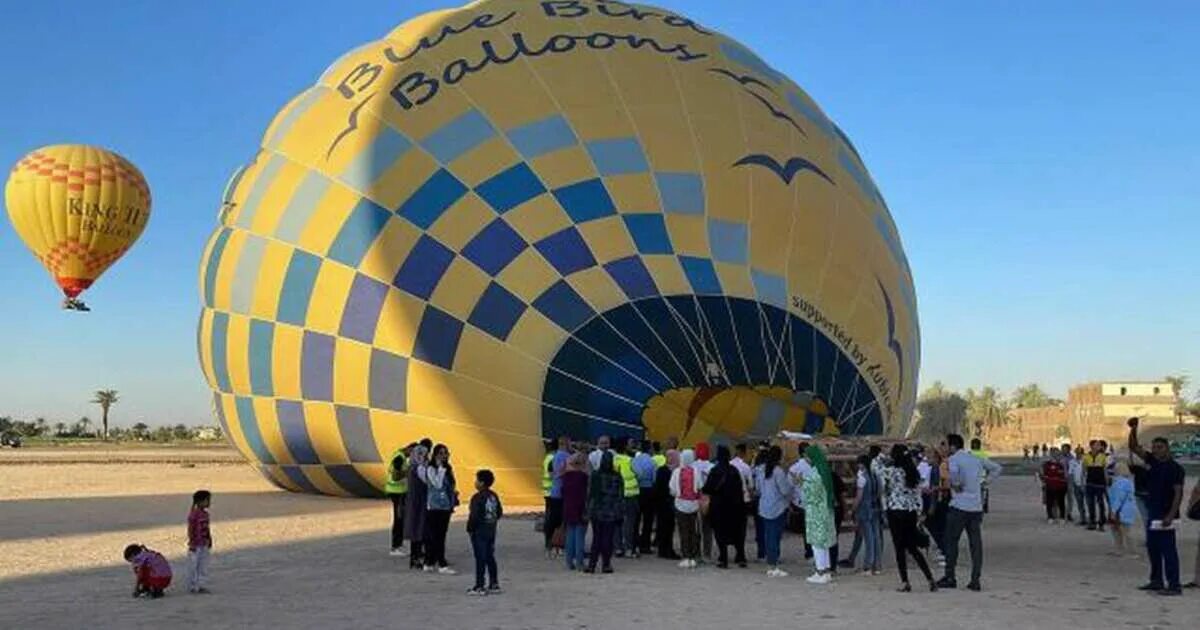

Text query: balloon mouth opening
(55, 277), (93, 298)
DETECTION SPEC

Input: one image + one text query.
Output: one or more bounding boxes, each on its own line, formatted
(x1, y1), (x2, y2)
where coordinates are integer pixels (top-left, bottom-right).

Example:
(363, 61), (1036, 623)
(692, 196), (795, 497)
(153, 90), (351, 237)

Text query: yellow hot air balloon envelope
(5, 145), (151, 308)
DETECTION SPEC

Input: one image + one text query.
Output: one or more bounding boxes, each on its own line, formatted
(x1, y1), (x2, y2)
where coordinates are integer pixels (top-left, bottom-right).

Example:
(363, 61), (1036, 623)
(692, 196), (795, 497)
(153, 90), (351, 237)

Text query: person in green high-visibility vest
(614, 437), (641, 558)
(386, 443), (415, 557)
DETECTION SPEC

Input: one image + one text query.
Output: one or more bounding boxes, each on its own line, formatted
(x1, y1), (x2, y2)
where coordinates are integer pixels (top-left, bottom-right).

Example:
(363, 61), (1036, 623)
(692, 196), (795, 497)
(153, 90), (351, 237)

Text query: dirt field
(1, 457), (1197, 629)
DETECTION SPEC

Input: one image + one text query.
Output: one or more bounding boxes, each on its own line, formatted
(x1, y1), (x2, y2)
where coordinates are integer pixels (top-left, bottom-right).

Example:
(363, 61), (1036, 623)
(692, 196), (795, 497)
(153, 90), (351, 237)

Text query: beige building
(1001, 381), (1180, 451)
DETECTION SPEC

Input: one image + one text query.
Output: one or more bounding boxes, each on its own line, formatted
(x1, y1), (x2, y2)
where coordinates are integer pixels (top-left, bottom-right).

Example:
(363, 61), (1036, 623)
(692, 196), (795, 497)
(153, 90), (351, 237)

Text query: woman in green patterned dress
(802, 444), (837, 584)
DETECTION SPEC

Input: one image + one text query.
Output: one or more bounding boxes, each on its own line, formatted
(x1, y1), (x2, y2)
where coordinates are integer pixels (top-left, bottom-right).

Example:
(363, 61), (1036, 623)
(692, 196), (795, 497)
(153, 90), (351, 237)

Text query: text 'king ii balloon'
(197, 0), (919, 503)
(5, 145), (151, 300)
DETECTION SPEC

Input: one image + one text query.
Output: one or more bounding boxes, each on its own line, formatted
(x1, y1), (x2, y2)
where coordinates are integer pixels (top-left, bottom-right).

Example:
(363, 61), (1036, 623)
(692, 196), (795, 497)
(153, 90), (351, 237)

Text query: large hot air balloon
(5, 145), (151, 310)
(197, 0), (919, 503)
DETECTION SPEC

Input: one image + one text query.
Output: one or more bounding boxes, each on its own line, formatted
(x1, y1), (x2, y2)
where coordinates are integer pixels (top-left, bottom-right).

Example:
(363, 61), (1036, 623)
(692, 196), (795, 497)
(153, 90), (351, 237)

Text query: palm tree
(1165, 375), (1188, 424)
(76, 416), (92, 437)
(91, 390), (119, 441)
(53, 422), (66, 437)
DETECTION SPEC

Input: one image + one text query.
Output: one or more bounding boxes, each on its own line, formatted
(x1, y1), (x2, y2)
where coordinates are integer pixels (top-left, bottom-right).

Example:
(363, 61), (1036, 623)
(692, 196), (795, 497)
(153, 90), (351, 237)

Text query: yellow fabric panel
(427, 371), (542, 441)
(223, 314), (252, 394)
(387, 97), (472, 149)
(252, 397), (294, 465)
(606, 173), (661, 213)
(496, 248), (559, 303)
(216, 394), (253, 462)
(270, 323), (304, 400)
(724, 389), (766, 436)
(373, 289), (423, 358)
(567, 108), (637, 145)
(250, 159), (308, 235)
(359, 217), (420, 285)
(715, 262), (754, 299)
(641, 256), (691, 295)
(529, 145), (596, 189)
(367, 409), (420, 462)
(634, 109), (701, 173)
(368, 149), (440, 212)
(353, 464), (386, 493)
(209, 230), (246, 311)
(271, 89), (339, 167)
(567, 267), (625, 315)
(298, 465), (353, 497)
(427, 195), (493, 251)
(296, 183), (359, 255)
(453, 327), (544, 401)
(197, 310), (215, 388)
(504, 195), (572, 243)
(429, 257), (491, 320)
(606, 42), (682, 110)
(577, 215), (636, 264)
(333, 338), (372, 408)
(781, 404), (807, 432)
(304, 261), (355, 334)
(503, 310), (563, 364)
(302, 402), (350, 463)
(819, 259), (861, 321)
(449, 137), (520, 186)
(665, 215), (708, 257)
(250, 240), (293, 320)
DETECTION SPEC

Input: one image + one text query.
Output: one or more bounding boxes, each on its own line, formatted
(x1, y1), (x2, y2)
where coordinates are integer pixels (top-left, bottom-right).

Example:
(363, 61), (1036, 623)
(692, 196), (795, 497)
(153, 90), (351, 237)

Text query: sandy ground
(1, 459), (1197, 629)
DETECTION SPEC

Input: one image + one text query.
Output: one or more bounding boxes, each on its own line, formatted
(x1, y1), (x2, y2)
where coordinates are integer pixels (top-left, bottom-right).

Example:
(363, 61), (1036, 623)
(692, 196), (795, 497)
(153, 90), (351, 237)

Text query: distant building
(195, 426), (221, 441)
(1008, 381), (1180, 449)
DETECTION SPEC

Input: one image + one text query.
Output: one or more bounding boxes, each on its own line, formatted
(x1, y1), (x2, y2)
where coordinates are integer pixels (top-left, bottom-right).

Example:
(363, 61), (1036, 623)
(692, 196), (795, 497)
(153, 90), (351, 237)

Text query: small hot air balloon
(4, 145), (151, 311)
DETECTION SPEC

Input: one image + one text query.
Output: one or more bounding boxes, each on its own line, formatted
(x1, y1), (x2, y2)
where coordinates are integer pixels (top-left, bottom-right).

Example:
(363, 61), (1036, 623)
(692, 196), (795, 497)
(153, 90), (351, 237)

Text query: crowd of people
(119, 420), (1198, 601)
(514, 432), (1005, 594)
(1033, 418), (1199, 595)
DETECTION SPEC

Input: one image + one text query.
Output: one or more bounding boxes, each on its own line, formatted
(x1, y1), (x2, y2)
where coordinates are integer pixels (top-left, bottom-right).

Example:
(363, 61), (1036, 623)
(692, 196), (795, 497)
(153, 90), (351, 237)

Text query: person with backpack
(422, 444), (458, 574)
(1037, 451), (1069, 524)
(850, 454), (884, 574)
(586, 451), (624, 574)
(670, 449), (702, 569)
(465, 469), (503, 596)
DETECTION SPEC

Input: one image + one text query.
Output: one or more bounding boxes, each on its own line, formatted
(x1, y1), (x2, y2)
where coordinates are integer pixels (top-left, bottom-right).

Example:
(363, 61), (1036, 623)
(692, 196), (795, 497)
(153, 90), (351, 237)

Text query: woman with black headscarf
(703, 445), (748, 568)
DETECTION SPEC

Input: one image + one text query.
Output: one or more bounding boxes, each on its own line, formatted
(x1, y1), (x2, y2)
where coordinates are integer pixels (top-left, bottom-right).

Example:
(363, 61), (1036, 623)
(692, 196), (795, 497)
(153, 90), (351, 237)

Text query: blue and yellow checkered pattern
(197, 0), (919, 503)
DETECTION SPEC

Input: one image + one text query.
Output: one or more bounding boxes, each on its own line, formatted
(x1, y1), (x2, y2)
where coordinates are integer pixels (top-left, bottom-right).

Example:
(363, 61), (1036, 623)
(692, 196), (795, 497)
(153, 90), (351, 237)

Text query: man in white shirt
(788, 446), (814, 559)
(731, 443), (755, 504)
(588, 435), (611, 471)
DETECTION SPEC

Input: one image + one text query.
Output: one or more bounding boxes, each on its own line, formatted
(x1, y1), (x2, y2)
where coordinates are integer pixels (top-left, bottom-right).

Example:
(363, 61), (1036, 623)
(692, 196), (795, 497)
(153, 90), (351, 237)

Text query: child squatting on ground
(466, 469), (503, 596)
(123, 544), (172, 598)
(187, 489), (213, 593)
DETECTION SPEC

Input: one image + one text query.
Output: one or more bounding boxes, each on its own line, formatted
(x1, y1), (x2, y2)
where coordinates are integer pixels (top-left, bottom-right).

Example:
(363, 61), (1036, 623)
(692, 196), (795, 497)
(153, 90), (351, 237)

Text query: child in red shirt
(187, 489), (213, 593)
(123, 544), (172, 598)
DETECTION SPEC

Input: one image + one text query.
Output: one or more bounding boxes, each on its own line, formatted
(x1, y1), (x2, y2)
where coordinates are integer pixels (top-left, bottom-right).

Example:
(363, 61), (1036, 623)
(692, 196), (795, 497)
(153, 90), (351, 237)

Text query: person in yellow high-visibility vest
(385, 443), (414, 557)
(543, 436), (571, 555)
(613, 437), (640, 557)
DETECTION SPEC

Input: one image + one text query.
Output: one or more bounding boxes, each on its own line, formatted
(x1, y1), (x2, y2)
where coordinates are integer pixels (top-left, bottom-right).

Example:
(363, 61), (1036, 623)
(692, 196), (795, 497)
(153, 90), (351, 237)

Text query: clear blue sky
(1, 1), (1196, 427)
